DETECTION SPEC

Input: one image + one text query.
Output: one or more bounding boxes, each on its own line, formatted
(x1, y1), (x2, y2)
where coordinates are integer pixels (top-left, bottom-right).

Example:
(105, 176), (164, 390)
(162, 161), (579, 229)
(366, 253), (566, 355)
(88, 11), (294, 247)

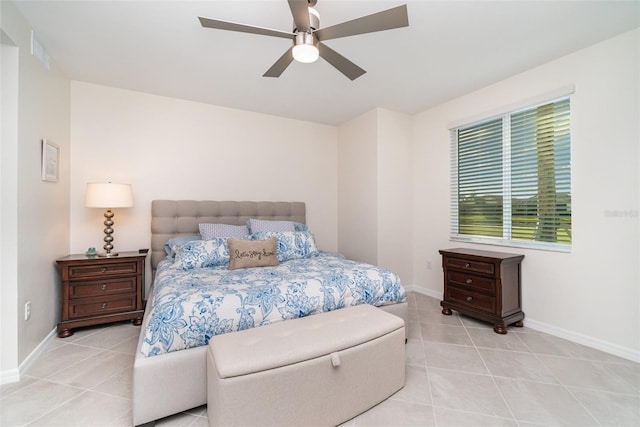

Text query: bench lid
(209, 304), (404, 378)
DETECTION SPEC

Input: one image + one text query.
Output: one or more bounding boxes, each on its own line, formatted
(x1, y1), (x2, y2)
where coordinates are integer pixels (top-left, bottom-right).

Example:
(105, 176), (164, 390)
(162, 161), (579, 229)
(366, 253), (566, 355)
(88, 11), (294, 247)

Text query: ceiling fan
(198, 0), (409, 80)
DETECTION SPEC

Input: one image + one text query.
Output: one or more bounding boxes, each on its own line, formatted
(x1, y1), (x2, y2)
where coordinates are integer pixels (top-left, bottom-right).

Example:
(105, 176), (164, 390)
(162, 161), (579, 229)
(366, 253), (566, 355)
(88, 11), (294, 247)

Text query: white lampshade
(292, 44), (319, 63)
(85, 183), (133, 208)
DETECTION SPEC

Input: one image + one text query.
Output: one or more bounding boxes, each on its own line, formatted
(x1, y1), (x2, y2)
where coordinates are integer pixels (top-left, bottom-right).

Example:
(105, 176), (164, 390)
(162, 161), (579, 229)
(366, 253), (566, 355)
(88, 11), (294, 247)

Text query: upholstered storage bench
(206, 304), (406, 427)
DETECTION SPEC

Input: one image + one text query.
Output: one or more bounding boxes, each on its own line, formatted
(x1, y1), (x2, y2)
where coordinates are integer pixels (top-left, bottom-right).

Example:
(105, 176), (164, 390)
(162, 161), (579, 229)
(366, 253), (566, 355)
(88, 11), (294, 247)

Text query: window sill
(450, 235), (572, 253)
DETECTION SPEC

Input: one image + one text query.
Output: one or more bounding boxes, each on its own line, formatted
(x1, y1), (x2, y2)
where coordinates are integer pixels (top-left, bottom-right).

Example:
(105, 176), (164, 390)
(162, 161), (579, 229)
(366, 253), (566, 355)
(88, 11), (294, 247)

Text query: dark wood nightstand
(439, 248), (524, 334)
(56, 251), (146, 338)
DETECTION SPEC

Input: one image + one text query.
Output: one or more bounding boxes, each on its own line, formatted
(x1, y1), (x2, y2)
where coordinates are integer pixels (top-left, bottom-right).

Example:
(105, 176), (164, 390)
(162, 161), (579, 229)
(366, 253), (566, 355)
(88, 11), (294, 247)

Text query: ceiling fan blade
(314, 4), (409, 41)
(288, 0), (310, 32)
(263, 47), (294, 78)
(318, 42), (365, 81)
(198, 16), (293, 39)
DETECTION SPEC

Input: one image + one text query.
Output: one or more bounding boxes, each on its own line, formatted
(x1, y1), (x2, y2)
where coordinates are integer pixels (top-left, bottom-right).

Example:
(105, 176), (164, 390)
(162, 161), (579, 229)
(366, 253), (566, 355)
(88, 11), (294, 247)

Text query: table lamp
(84, 182), (133, 257)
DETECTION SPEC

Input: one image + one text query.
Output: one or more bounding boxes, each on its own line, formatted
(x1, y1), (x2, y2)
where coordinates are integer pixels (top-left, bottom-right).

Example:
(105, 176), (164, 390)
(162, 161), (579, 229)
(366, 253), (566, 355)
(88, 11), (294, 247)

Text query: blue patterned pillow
(173, 238), (230, 270)
(247, 219), (296, 234)
(164, 235), (200, 258)
(294, 222), (308, 232)
(251, 231), (319, 262)
(199, 223), (249, 240)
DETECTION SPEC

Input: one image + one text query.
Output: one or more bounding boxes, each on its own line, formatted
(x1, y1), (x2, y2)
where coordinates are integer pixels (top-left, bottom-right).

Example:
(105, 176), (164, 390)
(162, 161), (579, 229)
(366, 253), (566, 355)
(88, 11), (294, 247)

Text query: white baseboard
(0, 367), (20, 385)
(405, 285), (640, 363)
(404, 284), (441, 299)
(0, 328), (56, 385)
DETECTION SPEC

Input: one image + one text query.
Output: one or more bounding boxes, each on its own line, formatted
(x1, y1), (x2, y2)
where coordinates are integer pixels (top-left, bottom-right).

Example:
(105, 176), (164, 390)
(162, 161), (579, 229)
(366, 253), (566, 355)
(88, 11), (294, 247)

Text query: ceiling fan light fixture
(292, 43), (319, 63)
(292, 32), (319, 63)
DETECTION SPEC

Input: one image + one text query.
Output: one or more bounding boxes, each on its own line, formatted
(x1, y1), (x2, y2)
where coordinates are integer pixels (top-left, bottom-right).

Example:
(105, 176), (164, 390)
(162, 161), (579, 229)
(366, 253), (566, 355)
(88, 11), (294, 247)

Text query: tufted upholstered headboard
(150, 200), (306, 271)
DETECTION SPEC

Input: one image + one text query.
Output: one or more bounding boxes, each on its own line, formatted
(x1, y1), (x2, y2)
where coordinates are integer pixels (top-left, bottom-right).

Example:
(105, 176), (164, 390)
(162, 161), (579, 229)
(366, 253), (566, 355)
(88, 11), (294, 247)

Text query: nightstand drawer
(68, 294), (136, 319)
(446, 286), (495, 313)
(446, 257), (494, 275)
(68, 261), (138, 279)
(70, 277), (137, 298)
(448, 271), (496, 293)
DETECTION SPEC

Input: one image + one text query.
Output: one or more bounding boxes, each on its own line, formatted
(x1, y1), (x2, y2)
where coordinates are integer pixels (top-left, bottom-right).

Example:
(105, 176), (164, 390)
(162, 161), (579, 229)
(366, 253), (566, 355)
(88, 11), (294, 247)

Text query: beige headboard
(150, 200), (306, 271)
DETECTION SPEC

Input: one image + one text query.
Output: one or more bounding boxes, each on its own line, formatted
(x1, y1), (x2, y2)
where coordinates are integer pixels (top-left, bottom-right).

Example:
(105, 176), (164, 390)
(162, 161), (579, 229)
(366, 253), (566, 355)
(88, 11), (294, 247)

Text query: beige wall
(376, 109), (412, 284)
(337, 110), (378, 265)
(1, 1), (71, 381)
(411, 29), (639, 358)
(337, 109), (413, 284)
(69, 82), (338, 293)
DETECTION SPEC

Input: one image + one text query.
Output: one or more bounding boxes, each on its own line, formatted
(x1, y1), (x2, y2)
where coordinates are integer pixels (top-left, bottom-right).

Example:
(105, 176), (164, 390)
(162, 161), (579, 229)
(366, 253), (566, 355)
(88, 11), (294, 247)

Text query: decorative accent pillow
(227, 237), (279, 270)
(251, 231), (319, 262)
(164, 235), (201, 258)
(173, 238), (230, 270)
(199, 223), (249, 240)
(247, 219), (296, 234)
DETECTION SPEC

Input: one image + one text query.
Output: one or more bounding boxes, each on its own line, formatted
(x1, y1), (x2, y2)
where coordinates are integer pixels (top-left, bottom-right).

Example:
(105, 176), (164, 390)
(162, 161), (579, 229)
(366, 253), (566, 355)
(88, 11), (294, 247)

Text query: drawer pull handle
(466, 279), (473, 285)
(101, 267), (107, 273)
(464, 263), (470, 268)
(466, 296), (473, 302)
(101, 284), (107, 291)
(101, 303), (107, 309)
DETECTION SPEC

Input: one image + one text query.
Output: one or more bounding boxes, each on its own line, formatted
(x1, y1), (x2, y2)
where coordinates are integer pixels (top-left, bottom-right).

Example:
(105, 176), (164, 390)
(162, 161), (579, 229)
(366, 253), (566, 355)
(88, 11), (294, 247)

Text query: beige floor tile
(601, 360), (640, 393)
(27, 390), (130, 426)
(418, 308), (464, 326)
(2, 292), (638, 427)
(420, 323), (472, 346)
(405, 339), (426, 367)
(428, 368), (512, 418)
(24, 343), (101, 379)
(570, 387), (640, 426)
(477, 348), (559, 384)
(91, 364), (134, 399)
(459, 314), (494, 329)
(0, 375), (39, 399)
(155, 411), (201, 427)
(538, 354), (638, 394)
(433, 406), (517, 427)
(46, 350), (134, 389)
(109, 334), (140, 355)
(353, 398), (435, 426)
(393, 365), (432, 405)
(516, 331), (634, 363)
(495, 377), (599, 426)
(467, 327), (531, 351)
(73, 323), (141, 350)
(0, 379), (83, 426)
(424, 341), (488, 374)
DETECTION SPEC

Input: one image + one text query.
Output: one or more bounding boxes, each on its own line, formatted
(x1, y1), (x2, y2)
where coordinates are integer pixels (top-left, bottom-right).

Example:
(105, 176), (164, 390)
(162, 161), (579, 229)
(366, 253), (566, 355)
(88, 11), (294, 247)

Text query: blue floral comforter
(140, 252), (406, 357)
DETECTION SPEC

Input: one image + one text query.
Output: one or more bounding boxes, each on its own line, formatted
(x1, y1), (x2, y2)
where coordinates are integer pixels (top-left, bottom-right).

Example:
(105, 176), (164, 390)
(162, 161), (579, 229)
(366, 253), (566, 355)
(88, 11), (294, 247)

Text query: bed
(132, 200), (409, 426)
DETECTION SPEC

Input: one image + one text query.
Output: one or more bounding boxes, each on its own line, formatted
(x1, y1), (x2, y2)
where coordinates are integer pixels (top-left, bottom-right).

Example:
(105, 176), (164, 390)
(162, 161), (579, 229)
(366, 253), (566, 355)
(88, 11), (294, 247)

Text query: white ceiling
(13, 0), (640, 126)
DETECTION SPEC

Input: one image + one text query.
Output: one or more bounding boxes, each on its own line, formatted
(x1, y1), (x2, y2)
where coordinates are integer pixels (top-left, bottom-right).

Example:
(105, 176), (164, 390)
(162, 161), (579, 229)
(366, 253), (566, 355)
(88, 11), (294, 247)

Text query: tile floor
(1, 292), (639, 426)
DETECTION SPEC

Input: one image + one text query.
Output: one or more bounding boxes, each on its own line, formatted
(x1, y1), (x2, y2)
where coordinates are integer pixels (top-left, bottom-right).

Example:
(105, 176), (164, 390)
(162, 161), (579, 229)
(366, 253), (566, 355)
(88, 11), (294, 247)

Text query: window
(450, 98), (571, 251)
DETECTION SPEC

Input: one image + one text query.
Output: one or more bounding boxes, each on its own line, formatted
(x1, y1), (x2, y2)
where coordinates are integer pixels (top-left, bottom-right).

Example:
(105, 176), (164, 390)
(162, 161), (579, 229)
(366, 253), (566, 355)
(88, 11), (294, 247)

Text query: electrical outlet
(25, 301), (31, 321)
(426, 260), (432, 270)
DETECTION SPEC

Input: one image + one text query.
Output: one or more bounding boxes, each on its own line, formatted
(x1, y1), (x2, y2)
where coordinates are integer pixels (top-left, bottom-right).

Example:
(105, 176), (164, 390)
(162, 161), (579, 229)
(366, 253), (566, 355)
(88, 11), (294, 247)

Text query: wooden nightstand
(56, 251), (146, 338)
(439, 248), (524, 334)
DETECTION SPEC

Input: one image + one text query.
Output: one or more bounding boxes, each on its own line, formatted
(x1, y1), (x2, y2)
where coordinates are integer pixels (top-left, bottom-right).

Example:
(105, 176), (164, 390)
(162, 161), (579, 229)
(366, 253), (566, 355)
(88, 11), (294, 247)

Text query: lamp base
(98, 251), (119, 257)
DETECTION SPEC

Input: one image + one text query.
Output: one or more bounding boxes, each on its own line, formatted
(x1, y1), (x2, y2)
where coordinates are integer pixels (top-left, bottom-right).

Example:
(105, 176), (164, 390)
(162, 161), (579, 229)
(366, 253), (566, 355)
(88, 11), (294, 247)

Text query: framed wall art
(41, 139), (59, 182)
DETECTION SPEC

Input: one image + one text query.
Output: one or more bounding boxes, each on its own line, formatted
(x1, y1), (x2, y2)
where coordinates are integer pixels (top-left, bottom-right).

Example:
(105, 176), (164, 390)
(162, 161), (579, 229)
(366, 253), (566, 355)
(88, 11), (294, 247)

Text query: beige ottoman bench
(206, 304), (405, 427)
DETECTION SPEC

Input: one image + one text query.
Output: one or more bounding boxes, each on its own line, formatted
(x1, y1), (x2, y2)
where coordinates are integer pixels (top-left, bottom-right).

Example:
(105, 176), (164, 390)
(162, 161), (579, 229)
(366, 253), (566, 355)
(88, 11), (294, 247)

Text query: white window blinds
(451, 97), (571, 250)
